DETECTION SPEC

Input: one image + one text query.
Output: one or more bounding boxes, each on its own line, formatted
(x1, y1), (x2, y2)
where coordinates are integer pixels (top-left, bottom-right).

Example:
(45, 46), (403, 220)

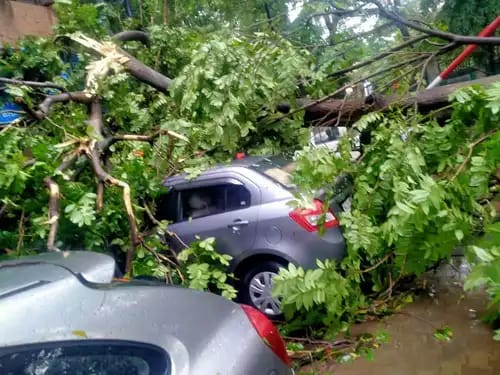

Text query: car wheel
(238, 260), (286, 319)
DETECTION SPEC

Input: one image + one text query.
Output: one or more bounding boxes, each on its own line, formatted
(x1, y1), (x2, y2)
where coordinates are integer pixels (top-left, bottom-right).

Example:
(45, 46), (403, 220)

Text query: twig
(328, 35), (429, 79)
(360, 253), (392, 273)
(16, 209), (25, 255)
(99, 129), (188, 151)
(284, 336), (354, 347)
(0, 203), (7, 219)
(325, 22), (395, 47)
(370, 0), (500, 45)
(451, 130), (498, 180)
(0, 77), (67, 92)
(395, 311), (437, 328)
(141, 242), (173, 284)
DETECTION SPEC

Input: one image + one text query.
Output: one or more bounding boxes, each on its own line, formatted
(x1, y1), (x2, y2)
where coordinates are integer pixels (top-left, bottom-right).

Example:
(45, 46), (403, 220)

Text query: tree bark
(44, 177), (60, 251)
(293, 74), (500, 127)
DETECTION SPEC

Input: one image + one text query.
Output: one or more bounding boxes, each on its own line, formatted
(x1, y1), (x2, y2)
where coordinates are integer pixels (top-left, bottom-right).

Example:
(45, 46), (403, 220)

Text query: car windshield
(249, 157), (297, 189)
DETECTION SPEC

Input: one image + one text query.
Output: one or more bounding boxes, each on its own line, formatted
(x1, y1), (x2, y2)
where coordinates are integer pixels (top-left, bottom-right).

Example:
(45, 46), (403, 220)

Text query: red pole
(427, 16), (500, 89)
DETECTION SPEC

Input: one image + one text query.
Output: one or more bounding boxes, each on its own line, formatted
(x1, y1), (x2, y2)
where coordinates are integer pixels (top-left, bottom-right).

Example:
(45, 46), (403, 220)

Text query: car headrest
(188, 193), (209, 210)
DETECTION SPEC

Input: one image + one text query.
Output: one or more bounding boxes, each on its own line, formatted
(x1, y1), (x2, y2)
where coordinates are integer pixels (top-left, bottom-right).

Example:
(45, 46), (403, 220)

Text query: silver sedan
(0, 251), (292, 375)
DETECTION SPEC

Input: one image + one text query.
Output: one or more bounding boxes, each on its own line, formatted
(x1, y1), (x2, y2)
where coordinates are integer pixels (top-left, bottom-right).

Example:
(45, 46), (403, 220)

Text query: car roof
(0, 251), (116, 287)
(163, 155), (278, 187)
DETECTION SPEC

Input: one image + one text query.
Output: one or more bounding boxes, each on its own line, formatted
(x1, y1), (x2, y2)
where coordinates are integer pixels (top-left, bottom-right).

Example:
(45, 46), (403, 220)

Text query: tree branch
(264, 3), (275, 32)
(370, 0), (500, 45)
(452, 130), (498, 180)
(306, 3), (378, 22)
(70, 34), (173, 93)
(0, 77), (67, 92)
(113, 30), (150, 46)
(88, 99), (104, 137)
(42, 152), (79, 251)
(44, 177), (60, 251)
(360, 253), (392, 273)
(83, 143), (140, 274)
(99, 129), (188, 151)
(272, 54), (430, 123)
(35, 92), (94, 119)
(328, 34), (429, 78)
(331, 22), (395, 46)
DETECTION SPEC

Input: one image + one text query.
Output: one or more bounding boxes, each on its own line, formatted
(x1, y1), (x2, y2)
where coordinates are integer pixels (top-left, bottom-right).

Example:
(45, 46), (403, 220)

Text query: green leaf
(454, 229), (464, 241)
(471, 246), (494, 262)
(433, 326), (453, 342)
(494, 329), (500, 341)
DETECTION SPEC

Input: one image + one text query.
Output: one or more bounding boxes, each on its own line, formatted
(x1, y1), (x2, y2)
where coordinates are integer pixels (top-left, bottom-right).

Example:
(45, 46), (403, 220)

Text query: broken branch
(83, 143), (140, 274)
(43, 177), (60, 251)
(42, 152), (79, 251)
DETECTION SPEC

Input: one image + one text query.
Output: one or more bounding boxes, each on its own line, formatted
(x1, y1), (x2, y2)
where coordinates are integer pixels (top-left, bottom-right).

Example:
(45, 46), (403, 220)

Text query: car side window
(226, 184), (251, 211)
(0, 340), (170, 375)
(155, 189), (179, 222)
(180, 183), (251, 221)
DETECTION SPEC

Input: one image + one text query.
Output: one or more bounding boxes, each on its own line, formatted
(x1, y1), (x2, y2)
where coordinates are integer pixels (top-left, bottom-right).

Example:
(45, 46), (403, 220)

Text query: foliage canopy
(0, 0), (499, 343)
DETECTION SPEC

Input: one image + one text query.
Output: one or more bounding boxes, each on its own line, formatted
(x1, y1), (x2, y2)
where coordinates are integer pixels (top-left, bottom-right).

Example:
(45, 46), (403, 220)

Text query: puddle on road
(302, 257), (500, 375)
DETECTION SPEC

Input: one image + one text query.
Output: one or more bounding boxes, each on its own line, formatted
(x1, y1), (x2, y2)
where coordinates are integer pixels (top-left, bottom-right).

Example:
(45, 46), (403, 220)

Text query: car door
(167, 176), (260, 258)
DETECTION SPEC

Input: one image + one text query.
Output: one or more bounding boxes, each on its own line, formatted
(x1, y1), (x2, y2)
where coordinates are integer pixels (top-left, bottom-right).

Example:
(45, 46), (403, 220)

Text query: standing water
(302, 257), (500, 374)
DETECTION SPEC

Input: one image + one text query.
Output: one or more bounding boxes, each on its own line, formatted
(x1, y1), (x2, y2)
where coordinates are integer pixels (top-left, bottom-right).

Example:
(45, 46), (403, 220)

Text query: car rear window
(311, 127), (342, 145)
(249, 157), (297, 189)
(0, 340), (170, 375)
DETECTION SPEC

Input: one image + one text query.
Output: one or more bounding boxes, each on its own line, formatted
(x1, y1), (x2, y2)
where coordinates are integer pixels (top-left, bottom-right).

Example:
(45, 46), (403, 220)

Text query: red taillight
(235, 152), (246, 160)
(240, 304), (291, 366)
(289, 199), (338, 232)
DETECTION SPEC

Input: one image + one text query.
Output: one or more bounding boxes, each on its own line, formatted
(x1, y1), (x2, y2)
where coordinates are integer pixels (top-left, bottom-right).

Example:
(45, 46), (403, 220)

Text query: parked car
(159, 156), (349, 317)
(0, 251), (292, 375)
(310, 126), (361, 160)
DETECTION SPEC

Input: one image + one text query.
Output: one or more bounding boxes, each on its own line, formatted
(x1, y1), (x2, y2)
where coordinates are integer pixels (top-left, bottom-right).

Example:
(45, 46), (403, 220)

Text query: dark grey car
(0, 251), (292, 375)
(160, 156), (348, 317)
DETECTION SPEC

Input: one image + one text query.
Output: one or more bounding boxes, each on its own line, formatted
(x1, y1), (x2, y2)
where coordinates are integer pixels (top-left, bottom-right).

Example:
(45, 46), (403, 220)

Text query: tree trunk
(298, 74), (500, 127)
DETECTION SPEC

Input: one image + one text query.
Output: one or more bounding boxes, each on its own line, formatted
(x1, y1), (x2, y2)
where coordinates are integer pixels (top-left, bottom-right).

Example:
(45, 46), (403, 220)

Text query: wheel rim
(248, 271), (281, 316)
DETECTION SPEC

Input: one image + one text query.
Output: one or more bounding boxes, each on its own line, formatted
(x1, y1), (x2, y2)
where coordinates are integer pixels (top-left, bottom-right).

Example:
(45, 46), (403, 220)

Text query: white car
(310, 126), (361, 160)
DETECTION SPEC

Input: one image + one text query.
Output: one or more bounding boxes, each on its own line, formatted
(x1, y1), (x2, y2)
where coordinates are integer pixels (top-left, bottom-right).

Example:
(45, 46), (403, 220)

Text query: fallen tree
(2, 0), (500, 351)
(297, 74), (500, 127)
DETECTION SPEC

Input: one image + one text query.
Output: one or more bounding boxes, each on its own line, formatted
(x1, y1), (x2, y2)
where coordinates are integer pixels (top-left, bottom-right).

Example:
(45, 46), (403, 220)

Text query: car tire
(238, 260), (287, 320)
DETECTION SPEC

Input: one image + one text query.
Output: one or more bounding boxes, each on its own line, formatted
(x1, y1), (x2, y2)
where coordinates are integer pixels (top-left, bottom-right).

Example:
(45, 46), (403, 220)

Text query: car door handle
(227, 220), (249, 228)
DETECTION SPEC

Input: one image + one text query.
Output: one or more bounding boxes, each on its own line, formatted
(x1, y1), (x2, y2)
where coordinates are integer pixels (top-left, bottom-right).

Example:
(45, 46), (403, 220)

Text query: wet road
(302, 258), (500, 375)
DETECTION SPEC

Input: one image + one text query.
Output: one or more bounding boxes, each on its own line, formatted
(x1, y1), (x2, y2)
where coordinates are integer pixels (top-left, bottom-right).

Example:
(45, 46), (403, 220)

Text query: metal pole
(427, 16), (500, 89)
